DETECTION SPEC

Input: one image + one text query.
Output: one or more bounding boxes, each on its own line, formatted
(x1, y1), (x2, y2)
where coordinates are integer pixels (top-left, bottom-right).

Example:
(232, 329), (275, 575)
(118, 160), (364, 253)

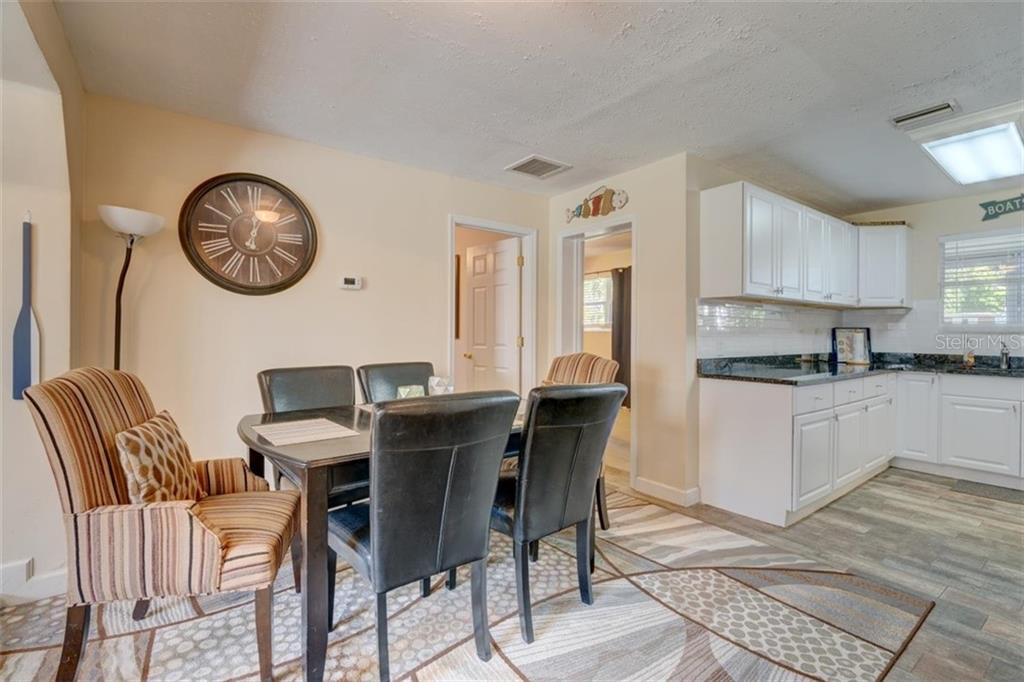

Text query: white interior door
(465, 237), (521, 392)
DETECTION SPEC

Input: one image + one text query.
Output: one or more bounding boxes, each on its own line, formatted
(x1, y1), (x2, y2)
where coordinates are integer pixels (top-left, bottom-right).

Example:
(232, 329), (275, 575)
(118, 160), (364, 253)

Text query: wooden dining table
(237, 404), (523, 682)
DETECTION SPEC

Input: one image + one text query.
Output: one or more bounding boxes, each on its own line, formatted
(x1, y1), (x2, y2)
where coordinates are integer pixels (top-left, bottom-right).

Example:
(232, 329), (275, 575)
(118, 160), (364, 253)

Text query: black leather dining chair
(490, 383), (627, 644)
(326, 391), (519, 681)
(357, 362), (434, 403)
(257, 365), (369, 628)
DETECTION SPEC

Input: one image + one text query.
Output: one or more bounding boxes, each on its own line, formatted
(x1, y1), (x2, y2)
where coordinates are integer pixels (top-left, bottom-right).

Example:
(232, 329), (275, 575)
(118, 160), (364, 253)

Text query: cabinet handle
(814, 396), (823, 401)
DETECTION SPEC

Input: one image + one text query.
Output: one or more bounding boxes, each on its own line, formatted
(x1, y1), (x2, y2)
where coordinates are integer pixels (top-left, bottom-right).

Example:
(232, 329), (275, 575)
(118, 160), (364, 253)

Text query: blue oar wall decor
(12, 212), (40, 399)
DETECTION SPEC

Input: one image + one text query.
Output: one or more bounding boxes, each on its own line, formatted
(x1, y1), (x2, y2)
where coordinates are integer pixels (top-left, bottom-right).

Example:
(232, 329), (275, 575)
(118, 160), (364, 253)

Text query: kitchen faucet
(1000, 341), (1010, 370)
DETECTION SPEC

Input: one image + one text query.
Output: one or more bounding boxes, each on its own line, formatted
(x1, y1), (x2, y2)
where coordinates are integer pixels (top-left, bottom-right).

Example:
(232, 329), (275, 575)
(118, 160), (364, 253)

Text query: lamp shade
(98, 205), (165, 237)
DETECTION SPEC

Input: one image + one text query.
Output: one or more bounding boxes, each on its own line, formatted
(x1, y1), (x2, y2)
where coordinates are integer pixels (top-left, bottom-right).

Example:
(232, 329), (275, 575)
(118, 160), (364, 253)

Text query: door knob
(463, 352), (473, 359)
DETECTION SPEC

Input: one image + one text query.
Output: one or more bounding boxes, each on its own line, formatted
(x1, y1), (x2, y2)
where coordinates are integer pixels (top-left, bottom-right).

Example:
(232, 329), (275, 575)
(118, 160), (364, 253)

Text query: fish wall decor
(566, 186), (628, 223)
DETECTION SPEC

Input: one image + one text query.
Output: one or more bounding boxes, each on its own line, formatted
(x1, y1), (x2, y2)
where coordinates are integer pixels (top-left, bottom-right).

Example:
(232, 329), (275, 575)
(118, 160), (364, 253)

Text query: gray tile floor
(606, 466), (1024, 681)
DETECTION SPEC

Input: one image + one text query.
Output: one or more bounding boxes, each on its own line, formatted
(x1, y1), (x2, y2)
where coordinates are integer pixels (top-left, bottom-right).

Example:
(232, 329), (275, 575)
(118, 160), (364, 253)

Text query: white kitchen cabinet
(702, 374), (898, 526)
(897, 373), (938, 462)
(940, 395), (1022, 476)
(833, 402), (865, 487)
(859, 226), (908, 307)
(803, 210), (829, 303)
(863, 395), (895, 469)
(776, 199), (804, 300)
(701, 182), (902, 309)
(793, 409), (834, 509)
(742, 185), (803, 300)
(827, 218), (858, 306)
(743, 187), (777, 297)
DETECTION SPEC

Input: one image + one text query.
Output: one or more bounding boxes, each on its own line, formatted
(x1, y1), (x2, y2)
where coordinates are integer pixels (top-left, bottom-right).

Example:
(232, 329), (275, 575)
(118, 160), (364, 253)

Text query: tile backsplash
(697, 301), (841, 358)
(698, 299), (1023, 358)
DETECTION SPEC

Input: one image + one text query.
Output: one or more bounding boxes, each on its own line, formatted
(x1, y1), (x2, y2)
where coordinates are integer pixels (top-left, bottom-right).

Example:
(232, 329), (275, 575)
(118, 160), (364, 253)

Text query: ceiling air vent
(505, 155), (572, 179)
(891, 100), (960, 130)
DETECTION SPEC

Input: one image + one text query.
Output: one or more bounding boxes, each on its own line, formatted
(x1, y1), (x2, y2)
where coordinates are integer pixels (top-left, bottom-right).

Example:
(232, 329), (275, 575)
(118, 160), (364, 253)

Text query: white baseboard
(891, 458), (1024, 491)
(0, 558), (66, 605)
(632, 476), (700, 507)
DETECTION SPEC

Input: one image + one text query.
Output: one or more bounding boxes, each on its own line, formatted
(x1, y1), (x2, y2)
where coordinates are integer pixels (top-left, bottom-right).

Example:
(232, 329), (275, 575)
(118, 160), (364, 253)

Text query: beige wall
(1, 2), (72, 601)
(847, 189), (1024, 302)
(78, 95), (549, 470)
(549, 154), (693, 502)
(20, 0), (85, 366)
(582, 248), (631, 361)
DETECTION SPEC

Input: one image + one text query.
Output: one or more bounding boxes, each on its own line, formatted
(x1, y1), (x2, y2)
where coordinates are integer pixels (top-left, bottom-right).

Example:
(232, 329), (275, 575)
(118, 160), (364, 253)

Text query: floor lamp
(98, 205), (165, 370)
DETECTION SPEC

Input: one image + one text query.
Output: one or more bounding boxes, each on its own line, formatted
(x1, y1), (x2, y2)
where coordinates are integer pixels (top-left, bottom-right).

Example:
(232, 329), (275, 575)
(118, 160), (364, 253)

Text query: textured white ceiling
(55, 2), (1023, 213)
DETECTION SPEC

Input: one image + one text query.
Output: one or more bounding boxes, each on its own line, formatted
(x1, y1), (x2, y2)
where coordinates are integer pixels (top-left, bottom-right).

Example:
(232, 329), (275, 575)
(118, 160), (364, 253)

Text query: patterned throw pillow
(115, 411), (205, 503)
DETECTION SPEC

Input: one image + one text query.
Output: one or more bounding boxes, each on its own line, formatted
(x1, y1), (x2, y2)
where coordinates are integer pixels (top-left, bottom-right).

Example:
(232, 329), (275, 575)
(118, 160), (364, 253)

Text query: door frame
(555, 215), (638, 484)
(447, 214), (537, 394)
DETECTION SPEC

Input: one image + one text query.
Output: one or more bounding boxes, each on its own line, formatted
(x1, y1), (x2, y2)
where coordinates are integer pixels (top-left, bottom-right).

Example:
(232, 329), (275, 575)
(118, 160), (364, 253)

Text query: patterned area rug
(0, 490), (932, 681)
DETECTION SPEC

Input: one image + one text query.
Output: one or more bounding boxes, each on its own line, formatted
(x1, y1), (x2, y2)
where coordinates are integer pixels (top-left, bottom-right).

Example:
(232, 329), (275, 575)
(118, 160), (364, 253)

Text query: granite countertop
(697, 354), (1024, 386)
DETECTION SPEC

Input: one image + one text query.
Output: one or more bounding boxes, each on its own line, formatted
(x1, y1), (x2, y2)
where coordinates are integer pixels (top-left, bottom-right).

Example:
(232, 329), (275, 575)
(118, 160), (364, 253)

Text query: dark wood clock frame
(178, 172), (318, 295)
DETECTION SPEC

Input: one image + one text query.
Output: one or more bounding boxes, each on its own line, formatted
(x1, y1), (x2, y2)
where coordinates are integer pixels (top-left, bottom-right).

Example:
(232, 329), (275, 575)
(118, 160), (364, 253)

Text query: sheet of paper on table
(251, 418), (358, 445)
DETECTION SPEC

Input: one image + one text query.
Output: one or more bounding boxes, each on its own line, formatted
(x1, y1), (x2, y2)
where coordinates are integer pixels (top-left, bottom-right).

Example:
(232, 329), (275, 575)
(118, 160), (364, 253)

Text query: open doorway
(582, 231), (632, 472)
(450, 220), (536, 394)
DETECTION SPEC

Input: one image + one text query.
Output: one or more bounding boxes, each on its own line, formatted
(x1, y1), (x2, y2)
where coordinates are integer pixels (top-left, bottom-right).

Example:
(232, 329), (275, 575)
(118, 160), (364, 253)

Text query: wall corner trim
(0, 558), (66, 605)
(633, 477), (700, 507)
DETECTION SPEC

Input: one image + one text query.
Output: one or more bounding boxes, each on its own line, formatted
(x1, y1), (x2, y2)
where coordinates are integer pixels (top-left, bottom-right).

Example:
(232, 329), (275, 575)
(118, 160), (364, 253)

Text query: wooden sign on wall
(980, 193), (1024, 221)
(566, 186), (629, 223)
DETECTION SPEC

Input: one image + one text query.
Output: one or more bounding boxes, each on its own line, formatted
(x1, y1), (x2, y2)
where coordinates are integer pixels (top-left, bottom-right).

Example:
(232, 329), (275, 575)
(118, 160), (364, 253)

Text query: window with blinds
(583, 272), (613, 330)
(940, 228), (1024, 329)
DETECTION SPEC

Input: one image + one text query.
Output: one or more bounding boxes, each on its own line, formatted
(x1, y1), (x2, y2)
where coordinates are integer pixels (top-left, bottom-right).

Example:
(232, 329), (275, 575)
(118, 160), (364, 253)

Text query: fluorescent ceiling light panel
(921, 122), (1024, 184)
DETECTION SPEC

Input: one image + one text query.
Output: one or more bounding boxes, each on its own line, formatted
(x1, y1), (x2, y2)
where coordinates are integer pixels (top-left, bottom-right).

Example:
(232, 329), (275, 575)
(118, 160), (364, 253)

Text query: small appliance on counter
(832, 327), (871, 365)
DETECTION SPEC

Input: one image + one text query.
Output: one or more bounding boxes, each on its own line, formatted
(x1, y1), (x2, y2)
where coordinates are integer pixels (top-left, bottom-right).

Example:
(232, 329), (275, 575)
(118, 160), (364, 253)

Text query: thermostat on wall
(339, 276), (364, 290)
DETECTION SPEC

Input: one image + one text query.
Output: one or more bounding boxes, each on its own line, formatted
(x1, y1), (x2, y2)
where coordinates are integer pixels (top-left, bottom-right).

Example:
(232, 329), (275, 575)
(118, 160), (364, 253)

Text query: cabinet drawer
(864, 374), (890, 398)
(940, 374), (1023, 402)
(834, 378), (865, 405)
(794, 384), (833, 414)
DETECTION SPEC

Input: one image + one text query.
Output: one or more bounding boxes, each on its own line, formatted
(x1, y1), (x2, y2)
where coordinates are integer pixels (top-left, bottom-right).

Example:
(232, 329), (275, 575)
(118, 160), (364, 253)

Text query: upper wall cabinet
(742, 184), (803, 300)
(700, 181), (909, 309)
(858, 225), (909, 307)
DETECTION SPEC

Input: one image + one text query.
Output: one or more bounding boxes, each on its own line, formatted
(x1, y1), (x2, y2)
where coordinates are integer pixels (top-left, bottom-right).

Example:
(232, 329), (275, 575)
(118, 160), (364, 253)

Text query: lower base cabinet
(864, 395), (896, 470)
(834, 403), (866, 488)
(793, 410), (833, 509)
(940, 395), (1021, 476)
(792, 387), (896, 512)
(897, 373), (938, 462)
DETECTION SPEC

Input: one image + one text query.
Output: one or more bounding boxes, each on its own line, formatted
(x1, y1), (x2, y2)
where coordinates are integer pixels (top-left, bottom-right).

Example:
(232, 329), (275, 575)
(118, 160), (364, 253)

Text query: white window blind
(583, 272), (613, 330)
(940, 228), (1024, 329)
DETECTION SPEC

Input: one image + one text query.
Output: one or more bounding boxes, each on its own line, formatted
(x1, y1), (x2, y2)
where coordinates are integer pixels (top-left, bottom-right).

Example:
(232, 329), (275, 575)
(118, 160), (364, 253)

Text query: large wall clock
(179, 173), (317, 295)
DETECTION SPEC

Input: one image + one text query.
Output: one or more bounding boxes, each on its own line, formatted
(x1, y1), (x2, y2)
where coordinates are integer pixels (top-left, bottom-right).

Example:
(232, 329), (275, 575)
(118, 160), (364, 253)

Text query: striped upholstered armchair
(24, 368), (299, 682)
(545, 353), (622, 530)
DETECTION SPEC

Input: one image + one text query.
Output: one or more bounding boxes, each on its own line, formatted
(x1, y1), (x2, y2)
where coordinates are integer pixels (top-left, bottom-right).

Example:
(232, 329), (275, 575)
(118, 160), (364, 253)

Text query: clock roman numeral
(202, 237), (233, 258)
(204, 203), (233, 222)
(265, 255), (282, 278)
(275, 214), (298, 227)
(248, 256), (261, 284)
(270, 198), (282, 212)
(277, 233), (303, 245)
(247, 184), (262, 212)
(197, 222), (227, 233)
(220, 187), (244, 215)
(223, 251), (244, 277)
(273, 246), (298, 266)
